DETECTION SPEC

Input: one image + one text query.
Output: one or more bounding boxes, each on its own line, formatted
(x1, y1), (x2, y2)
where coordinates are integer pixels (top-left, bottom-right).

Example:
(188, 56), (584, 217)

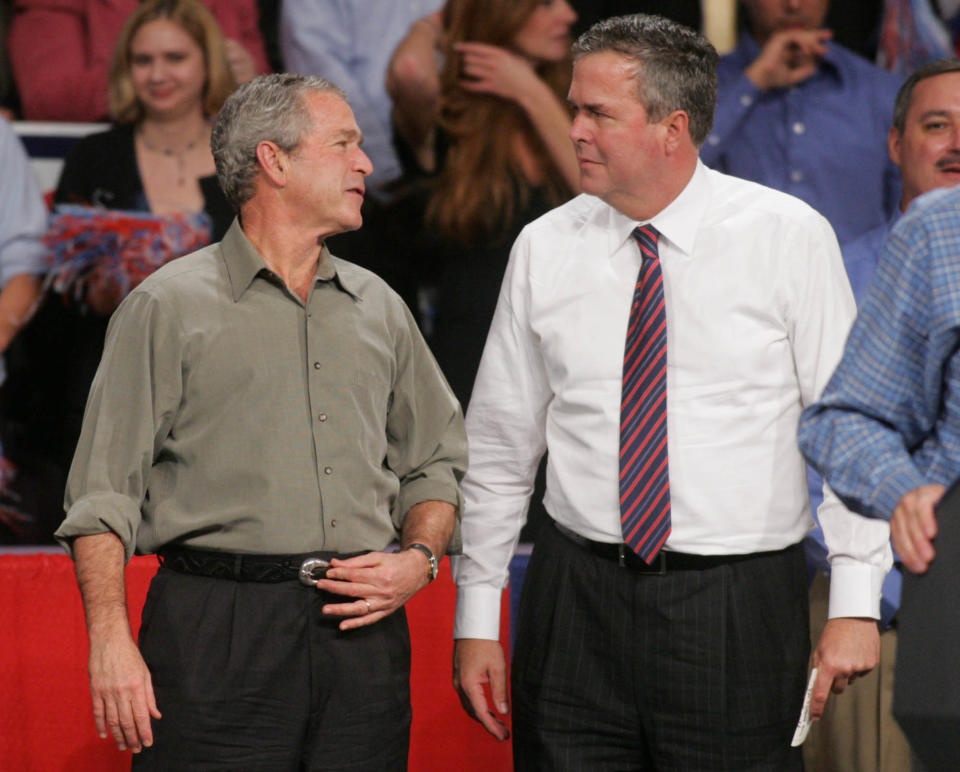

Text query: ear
(662, 109), (690, 155)
(256, 140), (288, 188)
(888, 125), (902, 167)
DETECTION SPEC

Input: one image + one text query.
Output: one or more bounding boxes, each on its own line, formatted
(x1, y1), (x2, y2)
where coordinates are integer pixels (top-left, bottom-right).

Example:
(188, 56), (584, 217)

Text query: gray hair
(892, 58), (960, 135)
(211, 73), (346, 210)
(572, 14), (718, 147)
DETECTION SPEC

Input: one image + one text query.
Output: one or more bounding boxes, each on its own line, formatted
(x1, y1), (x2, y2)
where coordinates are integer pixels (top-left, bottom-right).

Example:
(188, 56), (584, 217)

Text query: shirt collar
(603, 160), (711, 258)
(220, 218), (359, 302)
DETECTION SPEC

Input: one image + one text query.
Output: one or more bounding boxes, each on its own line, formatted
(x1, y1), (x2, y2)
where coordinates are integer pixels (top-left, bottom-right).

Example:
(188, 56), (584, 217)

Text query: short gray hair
(573, 14), (718, 147)
(211, 73), (346, 210)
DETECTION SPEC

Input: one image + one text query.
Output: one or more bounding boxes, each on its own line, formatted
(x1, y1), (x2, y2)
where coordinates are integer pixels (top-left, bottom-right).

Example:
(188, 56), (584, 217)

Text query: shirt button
(739, 94), (753, 107)
(324, 466), (333, 475)
(313, 361), (321, 370)
(707, 134), (720, 146)
(331, 519), (337, 528)
(790, 169), (804, 183)
(318, 413), (328, 422)
(792, 121), (805, 135)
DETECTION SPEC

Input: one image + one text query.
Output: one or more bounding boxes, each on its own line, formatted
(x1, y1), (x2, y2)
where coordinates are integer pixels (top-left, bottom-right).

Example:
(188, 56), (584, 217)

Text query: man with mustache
(803, 57), (960, 772)
(700, 0), (902, 243)
(54, 73), (466, 769)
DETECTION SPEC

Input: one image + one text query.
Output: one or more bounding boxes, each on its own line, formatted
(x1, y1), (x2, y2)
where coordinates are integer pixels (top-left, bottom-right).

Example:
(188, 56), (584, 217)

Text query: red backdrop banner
(0, 554), (512, 771)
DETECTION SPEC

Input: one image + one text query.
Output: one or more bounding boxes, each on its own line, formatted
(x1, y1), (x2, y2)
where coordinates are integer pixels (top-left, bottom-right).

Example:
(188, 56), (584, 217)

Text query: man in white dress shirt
(451, 14), (892, 772)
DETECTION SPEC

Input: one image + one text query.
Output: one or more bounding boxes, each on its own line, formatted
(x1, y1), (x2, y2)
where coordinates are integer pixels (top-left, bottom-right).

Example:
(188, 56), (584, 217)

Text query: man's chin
(339, 209), (365, 233)
(578, 177), (606, 198)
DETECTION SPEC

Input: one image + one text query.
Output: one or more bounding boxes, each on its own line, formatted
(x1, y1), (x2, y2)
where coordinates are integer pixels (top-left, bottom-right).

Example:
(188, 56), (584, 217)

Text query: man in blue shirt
(798, 176), (960, 678)
(803, 57), (960, 772)
(701, 0), (902, 243)
(279, 0), (443, 197)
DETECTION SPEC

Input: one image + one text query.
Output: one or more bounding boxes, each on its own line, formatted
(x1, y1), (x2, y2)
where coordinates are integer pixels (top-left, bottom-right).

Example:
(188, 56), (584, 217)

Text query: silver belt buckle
(299, 557), (330, 586)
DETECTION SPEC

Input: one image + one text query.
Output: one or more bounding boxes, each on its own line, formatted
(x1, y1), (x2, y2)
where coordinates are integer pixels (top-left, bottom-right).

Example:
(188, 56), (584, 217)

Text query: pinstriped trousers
(512, 520), (808, 771)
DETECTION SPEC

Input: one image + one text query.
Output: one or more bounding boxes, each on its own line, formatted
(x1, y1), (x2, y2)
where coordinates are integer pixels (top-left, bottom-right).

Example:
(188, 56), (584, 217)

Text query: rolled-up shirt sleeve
(388, 301), (467, 547)
(56, 288), (184, 560)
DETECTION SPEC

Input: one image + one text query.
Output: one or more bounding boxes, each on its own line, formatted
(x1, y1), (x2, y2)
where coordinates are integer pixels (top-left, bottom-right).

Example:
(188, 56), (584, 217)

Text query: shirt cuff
(871, 463), (925, 520)
(827, 559), (885, 620)
(880, 565), (902, 629)
(55, 492), (143, 561)
(454, 584), (503, 640)
(0, 238), (45, 281)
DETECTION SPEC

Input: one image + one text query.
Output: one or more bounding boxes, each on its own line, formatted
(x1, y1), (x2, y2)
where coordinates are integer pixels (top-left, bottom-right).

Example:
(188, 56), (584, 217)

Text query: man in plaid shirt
(799, 184), (960, 576)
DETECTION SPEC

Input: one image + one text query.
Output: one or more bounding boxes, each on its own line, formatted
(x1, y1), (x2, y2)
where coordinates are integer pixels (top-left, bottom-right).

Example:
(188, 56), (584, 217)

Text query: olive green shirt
(55, 219), (466, 560)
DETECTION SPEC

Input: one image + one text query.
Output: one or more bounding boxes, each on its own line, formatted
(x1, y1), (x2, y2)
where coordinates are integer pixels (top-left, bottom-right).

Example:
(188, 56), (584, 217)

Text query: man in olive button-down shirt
(55, 74), (466, 769)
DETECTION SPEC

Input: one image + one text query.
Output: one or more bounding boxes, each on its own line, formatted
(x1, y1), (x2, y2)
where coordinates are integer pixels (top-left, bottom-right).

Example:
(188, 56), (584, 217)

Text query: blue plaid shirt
(799, 185), (960, 521)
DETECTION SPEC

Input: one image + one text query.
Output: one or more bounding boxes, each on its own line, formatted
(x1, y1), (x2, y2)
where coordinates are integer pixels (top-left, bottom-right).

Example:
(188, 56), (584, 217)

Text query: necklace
(139, 122), (208, 185)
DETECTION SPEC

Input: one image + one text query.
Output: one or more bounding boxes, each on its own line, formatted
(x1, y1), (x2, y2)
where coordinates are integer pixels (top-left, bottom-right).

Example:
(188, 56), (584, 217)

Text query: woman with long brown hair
(388, 0), (579, 407)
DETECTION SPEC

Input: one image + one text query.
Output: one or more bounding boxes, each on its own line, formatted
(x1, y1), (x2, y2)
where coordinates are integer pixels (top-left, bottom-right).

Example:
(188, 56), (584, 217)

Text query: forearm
(318, 499), (457, 629)
(401, 499), (456, 560)
(387, 14), (442, 170)
(0, 274), (40, 353)
(516, 83), (579, 192)
(73, 531), (160, 750)
(73, 531), (134, 642)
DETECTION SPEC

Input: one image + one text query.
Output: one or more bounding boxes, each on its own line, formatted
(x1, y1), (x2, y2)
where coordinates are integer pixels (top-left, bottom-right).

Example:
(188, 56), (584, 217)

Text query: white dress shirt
(452, 161), (893, 640)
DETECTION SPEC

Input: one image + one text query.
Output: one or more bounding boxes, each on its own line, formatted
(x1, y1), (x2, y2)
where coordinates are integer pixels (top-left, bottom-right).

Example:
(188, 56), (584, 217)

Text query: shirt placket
(304, 283), (334, 544)
(785, 85), (808, 197)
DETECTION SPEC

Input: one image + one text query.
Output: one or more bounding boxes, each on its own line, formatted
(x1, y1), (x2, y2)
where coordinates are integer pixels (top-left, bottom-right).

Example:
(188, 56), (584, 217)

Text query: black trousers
(512, 520), (809, 772)
(132, 566), (411, 771)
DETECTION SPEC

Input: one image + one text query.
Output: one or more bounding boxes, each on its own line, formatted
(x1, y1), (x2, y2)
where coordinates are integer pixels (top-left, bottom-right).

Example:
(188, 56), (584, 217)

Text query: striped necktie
(619, 225), (671, 563)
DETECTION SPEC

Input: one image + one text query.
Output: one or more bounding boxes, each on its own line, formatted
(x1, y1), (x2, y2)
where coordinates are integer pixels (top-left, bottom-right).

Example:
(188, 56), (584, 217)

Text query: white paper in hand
(791, 667), (818, 747)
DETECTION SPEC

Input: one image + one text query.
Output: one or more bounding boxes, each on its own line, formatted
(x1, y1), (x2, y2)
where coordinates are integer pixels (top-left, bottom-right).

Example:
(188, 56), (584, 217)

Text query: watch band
(406, 543), (438, 581)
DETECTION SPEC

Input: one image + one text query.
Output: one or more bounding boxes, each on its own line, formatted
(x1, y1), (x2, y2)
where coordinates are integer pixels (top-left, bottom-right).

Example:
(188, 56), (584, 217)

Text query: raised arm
(386, 12), (444, 172)
(455, 41), (578, 190)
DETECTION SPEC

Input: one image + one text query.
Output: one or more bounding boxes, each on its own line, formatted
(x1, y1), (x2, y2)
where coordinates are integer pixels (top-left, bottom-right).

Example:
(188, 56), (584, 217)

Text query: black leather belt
(553, 520), (781, 574)
(159, 546), (364, 584)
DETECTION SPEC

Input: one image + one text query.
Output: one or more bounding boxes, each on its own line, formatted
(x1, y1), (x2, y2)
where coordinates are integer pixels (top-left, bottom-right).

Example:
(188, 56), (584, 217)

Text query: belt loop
(233, 553), (243, 580)
(618, 543), (626, 568)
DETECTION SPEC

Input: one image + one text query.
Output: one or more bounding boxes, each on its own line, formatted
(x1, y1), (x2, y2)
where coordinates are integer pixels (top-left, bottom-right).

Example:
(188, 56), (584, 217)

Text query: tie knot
(633, 225), (660, 260)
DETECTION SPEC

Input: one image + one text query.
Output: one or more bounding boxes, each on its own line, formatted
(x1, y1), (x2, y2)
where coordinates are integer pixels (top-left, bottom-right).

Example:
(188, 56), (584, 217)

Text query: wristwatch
(406, 543), (438, 582)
